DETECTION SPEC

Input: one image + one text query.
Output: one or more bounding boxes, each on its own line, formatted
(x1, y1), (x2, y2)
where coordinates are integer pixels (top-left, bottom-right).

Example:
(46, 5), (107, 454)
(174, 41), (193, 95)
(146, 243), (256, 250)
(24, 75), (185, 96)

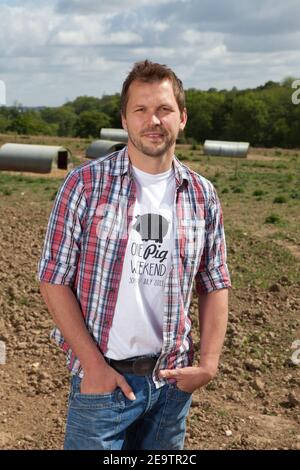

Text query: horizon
(1, 77), (296, 109)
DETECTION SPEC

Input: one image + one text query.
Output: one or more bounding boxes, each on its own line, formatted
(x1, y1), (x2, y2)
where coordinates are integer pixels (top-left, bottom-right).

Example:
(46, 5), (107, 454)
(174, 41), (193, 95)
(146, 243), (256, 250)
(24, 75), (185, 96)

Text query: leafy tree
(41, 106), (77, 136)
(99, 93), (121, 128)
(65, 96), (102, 115)
(1, 78), (299, 147)
(185, 89), (225, 142)
(225, 93), (269, 144)
(74, 110), (111, 138)
(0, 114), (10, 132)
(287, 102), (300, 147)
(8, 111), (57, 135)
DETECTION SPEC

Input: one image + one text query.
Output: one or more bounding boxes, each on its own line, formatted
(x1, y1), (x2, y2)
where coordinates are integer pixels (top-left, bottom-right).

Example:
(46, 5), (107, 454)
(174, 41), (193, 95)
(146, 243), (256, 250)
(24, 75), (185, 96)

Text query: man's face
(122, 79), (187, 158)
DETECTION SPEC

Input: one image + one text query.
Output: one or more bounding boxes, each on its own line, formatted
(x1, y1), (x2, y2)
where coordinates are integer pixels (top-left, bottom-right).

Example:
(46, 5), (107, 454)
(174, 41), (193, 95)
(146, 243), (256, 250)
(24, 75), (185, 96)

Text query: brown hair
(121, 59), (185, 116)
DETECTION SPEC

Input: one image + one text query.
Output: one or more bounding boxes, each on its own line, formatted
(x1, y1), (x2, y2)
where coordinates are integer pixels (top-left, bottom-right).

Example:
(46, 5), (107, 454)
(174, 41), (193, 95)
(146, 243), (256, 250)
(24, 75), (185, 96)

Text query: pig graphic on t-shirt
(132, 213), (169, 244)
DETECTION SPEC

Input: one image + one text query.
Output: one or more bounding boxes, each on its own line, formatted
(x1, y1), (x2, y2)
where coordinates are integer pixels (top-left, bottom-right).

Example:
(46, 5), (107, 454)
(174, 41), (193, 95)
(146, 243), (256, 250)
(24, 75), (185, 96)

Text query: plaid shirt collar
(110, 145), (190, 189)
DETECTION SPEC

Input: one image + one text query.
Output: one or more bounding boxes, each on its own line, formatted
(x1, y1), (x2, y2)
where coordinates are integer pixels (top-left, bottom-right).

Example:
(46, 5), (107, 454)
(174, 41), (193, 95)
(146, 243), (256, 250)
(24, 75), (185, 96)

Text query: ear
(179, 107), (187, 131)
(121, 114), (128, 132)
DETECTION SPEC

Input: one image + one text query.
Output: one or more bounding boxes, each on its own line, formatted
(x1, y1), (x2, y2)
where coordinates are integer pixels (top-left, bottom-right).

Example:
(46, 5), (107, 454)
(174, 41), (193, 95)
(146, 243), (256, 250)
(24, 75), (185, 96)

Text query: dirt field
(0, 135), (299, 449)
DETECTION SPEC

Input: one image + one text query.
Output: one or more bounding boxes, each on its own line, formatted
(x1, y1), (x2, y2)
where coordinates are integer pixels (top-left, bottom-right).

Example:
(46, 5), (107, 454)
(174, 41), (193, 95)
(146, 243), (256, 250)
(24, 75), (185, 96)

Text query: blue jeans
(64, 373), (192, 450)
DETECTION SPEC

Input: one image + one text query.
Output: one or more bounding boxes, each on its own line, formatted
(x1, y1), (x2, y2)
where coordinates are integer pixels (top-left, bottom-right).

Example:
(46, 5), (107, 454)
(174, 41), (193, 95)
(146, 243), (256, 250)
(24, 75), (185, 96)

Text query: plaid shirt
(38, 146), (231, 388)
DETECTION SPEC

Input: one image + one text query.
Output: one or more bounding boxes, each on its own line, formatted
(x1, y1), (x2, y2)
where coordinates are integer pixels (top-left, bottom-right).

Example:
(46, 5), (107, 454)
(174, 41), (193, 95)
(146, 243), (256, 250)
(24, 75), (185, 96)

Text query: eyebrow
(132, 103), (174, 109)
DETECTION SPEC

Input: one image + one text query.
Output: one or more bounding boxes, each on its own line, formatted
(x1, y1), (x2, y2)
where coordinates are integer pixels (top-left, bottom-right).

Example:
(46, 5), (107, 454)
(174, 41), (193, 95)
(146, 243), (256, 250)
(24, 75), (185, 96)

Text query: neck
(127, 142), (175, 175)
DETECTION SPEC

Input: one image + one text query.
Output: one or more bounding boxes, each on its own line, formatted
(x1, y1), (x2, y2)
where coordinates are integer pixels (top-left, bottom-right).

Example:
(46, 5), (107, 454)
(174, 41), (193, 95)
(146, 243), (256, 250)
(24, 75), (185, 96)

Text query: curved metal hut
(100, 128), (128, 143)
(85, 140), (126, 159)
(0, 143), (71, 173)
(203, 140), (249, 158)
(86, 128), (128, 160)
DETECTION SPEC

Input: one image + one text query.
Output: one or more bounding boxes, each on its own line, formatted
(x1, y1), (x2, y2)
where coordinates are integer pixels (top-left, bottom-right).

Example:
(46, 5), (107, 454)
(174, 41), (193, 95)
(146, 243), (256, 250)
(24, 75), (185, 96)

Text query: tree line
(0, 78), (299, 148)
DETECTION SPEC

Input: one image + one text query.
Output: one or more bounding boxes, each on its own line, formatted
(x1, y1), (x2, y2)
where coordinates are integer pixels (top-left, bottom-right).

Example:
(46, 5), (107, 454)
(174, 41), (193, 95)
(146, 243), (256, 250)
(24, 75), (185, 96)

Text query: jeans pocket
(170, 383), (192, 400)
(72, 388), (125, 409)
(156, 383), (192, 449)
(77, 390), (116, 399)
(70, 376), (125, 409)
(79, 385), (117, 397)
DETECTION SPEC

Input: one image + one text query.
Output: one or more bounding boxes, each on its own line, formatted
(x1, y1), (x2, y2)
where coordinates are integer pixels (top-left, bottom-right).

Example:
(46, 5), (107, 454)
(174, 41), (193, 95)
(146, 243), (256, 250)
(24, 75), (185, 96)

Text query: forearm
(159, 289), (229, 391)
(39, 282), (106, 373)
(198, 288), (229, 374)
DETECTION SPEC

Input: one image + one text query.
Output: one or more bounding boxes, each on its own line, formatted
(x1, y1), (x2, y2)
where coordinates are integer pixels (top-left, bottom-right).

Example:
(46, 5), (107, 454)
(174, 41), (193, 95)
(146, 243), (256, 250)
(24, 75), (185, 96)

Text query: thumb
(116, 374), (136, 401)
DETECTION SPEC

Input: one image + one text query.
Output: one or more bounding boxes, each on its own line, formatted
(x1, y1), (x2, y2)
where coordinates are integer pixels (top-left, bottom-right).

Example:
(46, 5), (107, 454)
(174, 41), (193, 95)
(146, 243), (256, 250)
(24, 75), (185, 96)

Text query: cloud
(55, 0), (175, 15)
(50, 28), (142, 47)
(0, 5), (50, 56)
(0, 0), (299, 106)
(154, 0), (300, 36)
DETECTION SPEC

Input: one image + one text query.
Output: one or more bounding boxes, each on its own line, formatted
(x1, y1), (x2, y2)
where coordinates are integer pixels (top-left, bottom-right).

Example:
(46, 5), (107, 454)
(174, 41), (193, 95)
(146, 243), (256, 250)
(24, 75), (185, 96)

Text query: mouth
(142, 133), (164, 139)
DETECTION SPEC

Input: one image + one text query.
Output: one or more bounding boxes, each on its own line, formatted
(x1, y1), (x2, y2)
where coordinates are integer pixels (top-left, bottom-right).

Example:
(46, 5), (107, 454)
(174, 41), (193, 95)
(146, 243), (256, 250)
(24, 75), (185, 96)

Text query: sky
(0, 0), (299, 106)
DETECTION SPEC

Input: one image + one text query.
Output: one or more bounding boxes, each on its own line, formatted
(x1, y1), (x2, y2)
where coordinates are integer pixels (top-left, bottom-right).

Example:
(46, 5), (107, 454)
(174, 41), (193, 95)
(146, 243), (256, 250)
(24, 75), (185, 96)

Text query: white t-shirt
(106, 164), (176, 359)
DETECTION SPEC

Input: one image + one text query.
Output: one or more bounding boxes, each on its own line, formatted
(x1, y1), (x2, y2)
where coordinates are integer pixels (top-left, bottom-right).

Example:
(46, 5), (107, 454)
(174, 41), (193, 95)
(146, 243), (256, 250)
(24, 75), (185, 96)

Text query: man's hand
(81, 363), (136, 401)
(159, 365), (217, 393)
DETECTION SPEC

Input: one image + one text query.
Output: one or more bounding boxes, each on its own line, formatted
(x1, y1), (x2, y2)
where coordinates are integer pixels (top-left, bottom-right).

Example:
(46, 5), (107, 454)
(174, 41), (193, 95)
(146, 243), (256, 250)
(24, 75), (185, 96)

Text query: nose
(150, 113), (161, 126)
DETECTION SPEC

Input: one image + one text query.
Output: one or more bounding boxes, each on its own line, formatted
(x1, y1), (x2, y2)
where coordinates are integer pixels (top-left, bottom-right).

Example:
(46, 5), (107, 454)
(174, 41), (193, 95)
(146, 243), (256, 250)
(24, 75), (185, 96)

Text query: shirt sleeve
(194, 185), (231, 294)
(37, 170), (87, 286)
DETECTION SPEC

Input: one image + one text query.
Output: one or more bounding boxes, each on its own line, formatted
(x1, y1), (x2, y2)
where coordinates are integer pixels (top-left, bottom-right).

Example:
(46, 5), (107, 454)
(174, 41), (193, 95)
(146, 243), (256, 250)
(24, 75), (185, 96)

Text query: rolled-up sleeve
(37, 170), (87, 285)
(195, 186), (231, 294)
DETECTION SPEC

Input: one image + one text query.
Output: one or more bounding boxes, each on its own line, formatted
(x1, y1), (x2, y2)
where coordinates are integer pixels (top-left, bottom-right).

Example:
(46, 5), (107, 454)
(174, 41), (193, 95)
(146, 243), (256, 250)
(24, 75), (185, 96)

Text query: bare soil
(0, 140), (299, 450)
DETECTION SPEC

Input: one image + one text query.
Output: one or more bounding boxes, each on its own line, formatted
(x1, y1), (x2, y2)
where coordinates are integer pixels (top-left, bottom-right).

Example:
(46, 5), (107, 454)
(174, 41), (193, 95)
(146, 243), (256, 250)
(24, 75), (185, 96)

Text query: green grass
(232, 186), (245, 194)
(217, 408), (229, 418)
(225, 228), (299, 289)
(253, 189), (264, 197)
(0, 173), (63, 201)
(1, 143), (299, 292)
(19, 297), (30, 306)
(290, 191), (300, 200)
(265, 213), (282, 224)
(273, 195), (287, 204)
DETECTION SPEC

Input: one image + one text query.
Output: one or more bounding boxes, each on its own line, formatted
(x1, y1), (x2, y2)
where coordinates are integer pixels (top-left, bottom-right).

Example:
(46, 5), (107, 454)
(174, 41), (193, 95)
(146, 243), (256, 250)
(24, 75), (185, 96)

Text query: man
(38, 60), (231, 450)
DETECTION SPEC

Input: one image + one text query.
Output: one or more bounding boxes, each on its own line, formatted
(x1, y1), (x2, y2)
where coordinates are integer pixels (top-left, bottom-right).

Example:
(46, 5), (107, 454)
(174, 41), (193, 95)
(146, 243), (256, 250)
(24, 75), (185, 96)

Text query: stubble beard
(128, 130), (177, 158)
